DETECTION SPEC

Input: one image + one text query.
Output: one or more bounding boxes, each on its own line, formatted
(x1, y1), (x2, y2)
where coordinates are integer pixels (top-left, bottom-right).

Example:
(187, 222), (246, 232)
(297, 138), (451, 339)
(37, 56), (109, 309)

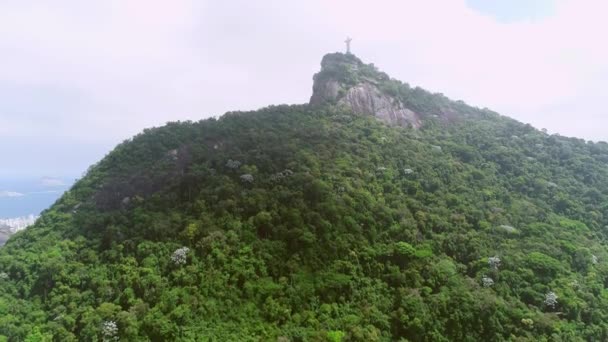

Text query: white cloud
(0, 191), (24, 198)
(0, 0), (607, 177)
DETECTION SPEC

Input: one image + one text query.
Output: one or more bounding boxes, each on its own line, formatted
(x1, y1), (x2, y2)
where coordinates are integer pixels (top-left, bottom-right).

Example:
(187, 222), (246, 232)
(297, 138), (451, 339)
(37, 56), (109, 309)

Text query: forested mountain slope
(2, 54), (608, 341)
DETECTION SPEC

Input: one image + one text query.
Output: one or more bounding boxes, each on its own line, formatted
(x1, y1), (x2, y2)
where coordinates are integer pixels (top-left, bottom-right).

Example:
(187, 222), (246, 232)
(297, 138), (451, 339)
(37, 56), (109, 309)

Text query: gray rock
(310, 79), (342, 106)
(338, 83), (422, 128)
(309, 54), (421, 128)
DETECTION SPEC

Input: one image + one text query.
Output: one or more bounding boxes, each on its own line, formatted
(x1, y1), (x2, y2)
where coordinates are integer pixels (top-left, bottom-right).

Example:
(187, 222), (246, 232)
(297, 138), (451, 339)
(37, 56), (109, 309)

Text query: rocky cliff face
(340, 82), (422, 128)
(310, 53), (422, 128)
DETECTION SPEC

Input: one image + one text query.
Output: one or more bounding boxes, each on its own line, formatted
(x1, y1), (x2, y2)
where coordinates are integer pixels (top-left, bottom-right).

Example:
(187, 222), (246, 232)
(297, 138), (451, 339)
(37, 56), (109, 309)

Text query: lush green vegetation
(3, 55), (608, 341)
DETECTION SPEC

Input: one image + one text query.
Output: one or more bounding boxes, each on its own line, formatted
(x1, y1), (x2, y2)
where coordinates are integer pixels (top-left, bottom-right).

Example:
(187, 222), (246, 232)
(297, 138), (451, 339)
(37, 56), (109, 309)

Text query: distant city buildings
(0, 214), (38, 233)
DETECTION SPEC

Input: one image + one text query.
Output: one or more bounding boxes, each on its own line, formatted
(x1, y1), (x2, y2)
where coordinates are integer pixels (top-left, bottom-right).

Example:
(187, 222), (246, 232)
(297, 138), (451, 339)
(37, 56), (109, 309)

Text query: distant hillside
(2, 53), (608, 341)
(0, 225), (11, 246)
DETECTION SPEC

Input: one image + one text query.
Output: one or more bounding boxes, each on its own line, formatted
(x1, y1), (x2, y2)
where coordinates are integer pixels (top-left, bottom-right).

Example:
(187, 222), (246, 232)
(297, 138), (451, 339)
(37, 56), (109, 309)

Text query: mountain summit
(310, 53), (474, 128)
(2, 53), (608, 341)
(311, 52), (424, 128)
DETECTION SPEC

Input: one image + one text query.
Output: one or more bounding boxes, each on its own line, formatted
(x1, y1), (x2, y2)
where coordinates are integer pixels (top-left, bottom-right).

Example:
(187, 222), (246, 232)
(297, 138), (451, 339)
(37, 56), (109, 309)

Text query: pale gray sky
(1, 0), (607, 178)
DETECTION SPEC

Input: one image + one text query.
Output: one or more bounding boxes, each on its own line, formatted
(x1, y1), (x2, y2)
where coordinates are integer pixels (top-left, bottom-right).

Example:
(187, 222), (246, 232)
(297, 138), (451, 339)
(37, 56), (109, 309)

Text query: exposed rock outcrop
(339, 82), (421, 128)
(310, 79), (342, 106)
(310, 53), (422, 128)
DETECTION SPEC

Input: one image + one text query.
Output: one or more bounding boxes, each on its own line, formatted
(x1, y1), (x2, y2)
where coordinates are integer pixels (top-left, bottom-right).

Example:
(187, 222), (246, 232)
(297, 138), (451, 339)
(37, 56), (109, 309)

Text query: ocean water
(0, 178), (72, 219)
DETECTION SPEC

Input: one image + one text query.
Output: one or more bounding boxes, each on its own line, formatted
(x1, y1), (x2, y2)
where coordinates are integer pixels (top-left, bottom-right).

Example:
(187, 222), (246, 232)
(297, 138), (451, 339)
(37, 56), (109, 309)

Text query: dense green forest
(3, 54), (608, 341)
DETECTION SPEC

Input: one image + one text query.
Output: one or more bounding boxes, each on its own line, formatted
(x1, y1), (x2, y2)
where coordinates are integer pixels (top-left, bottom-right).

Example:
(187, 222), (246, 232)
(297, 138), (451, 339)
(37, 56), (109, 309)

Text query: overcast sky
(1, 0), (607, 179)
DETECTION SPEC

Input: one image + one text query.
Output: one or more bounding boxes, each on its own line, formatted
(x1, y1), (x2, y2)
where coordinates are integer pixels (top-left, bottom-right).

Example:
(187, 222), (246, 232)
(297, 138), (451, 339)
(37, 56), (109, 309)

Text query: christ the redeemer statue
(345, 37), (352, 54)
